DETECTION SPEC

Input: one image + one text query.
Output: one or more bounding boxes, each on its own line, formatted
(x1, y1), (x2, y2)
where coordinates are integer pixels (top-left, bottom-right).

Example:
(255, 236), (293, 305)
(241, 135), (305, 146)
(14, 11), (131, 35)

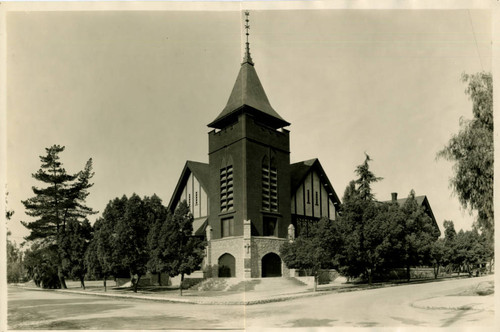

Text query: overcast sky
(5, 8), (491, 243)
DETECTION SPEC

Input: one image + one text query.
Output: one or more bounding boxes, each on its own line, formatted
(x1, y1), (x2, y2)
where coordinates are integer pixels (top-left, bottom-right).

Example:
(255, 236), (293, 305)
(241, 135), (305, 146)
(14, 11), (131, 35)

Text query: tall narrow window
(315, 192), (319, 206)
(221, 217), (235, 237)
(262, 155), (278, 212)
(263, 216), (277, 236)
(307, 190), (310, 204)
(220, 159), (234, 212)
(195, 192), (198, 206)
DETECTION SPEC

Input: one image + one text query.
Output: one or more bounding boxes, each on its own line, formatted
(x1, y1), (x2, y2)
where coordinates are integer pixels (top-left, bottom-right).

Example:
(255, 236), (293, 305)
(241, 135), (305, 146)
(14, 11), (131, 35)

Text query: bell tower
(207, 12), (291, 242)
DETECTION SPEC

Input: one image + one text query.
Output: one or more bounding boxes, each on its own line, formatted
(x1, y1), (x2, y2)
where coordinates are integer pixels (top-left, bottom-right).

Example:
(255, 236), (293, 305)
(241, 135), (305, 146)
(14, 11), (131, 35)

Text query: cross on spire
(243, 11), (254, 65)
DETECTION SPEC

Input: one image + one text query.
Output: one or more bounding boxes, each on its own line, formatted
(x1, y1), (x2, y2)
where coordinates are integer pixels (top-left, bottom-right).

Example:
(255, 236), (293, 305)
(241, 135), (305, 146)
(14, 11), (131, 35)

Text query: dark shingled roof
(207, 62), (290, 129)
(290, 158), (341, 206)
(383, 195), (440, 236)
(186, 161), (209, 191)
(167, 161), (209, 212)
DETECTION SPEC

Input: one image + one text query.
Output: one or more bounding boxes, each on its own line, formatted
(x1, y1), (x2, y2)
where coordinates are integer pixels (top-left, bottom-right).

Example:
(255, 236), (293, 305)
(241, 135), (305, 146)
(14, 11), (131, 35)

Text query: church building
(167, 13), (340, 278)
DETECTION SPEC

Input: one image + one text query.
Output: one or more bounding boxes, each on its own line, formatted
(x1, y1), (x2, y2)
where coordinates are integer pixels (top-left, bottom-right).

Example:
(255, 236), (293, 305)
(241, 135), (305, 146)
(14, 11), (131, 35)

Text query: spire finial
(243, 10), (254, 65)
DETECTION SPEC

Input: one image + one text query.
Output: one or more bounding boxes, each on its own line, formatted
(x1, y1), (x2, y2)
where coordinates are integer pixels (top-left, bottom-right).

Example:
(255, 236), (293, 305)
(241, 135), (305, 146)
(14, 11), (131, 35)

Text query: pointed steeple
(208, 11), (289, 130)
(242, 11), (253, 65)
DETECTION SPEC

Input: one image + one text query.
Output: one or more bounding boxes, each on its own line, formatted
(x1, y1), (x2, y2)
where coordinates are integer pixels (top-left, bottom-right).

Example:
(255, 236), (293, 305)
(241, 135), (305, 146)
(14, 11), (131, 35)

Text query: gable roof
(207, 62), (290, 129)
(167, 161), (209, 212)
(290, 158), (341, 206)
(384, 195), (440, 236)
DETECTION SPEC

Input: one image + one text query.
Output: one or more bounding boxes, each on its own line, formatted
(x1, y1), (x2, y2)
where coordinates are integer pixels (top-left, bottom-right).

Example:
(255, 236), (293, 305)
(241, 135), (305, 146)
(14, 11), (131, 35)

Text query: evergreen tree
(21, 145), (96, 288)
(337, 154), (385, 283)
(396, 190), (438, 281)
(355, 153), (383, 201)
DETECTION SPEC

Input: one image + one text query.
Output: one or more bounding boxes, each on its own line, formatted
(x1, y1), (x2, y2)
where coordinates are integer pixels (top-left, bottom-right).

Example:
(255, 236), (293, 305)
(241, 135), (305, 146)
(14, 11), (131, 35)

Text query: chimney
(391, 192), (398, 202)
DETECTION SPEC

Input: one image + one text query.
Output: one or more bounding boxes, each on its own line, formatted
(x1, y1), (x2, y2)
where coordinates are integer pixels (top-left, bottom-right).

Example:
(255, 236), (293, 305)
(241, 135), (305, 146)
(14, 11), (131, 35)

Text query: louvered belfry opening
(262, 156), (278, 212)
(220, 164), (234, 212)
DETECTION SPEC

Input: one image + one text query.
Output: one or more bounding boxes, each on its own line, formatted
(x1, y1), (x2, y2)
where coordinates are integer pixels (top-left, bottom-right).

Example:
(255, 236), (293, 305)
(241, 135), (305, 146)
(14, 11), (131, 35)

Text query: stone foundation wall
(210, 236), (244, 278)
(251, 237), (289, 278)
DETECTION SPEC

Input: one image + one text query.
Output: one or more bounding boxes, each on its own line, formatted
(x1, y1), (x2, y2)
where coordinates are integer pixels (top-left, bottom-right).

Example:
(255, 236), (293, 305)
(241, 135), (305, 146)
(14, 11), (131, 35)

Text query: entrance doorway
(218, 253), (236, 277)
(261, 252), (282, 277)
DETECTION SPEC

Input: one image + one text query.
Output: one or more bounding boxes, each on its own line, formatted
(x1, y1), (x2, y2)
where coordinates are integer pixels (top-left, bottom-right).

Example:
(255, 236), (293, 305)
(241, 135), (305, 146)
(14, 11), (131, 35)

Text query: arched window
(262, 155), (278, 212)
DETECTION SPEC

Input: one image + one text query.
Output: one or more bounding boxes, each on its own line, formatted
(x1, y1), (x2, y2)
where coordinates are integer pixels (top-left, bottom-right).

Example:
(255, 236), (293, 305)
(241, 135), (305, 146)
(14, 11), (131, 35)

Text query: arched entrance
(261, 253), (282, 277)
(218, 253), (236, 277)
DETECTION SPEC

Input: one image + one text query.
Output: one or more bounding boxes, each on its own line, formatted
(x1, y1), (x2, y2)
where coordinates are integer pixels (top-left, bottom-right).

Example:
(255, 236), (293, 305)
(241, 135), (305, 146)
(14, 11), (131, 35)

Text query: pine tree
(21, 145), (96, 288)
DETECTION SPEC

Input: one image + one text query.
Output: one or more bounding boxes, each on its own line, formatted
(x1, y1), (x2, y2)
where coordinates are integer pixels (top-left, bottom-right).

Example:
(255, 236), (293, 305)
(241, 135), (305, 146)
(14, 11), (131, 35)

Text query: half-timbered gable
(290, 159), (341, 237)
(168, 161), (210, 236)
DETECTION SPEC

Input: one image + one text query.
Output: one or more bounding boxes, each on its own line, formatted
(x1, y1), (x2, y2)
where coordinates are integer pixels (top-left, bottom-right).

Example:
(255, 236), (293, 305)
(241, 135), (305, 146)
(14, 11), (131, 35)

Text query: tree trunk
(58, 267), (67, 289)
(158, 273), (162, 286)
(104, 277), (107, 292)
(133, 275), (141, 293)
(313, 275), (317, 292)
(80, 276), (86, 290)
(406, 265), (410, 282)
(180, 273), (184, 296)
(433, 264), (439, 279)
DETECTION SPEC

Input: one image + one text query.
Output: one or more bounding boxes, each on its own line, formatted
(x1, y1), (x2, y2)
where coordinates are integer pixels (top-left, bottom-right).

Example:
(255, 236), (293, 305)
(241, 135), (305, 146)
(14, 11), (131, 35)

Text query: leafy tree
(430, 238), (446, 279)
(90, 194), (167, 292)
(23, 242), (61, 289)
(114, 194), (151, 292)
(84, 230), (104, 284)
(281, 237), (324, 291)
(162, 201), (206, 295)
(21, 145), (96, 288)
(442, 220), (458, 272)
(437, 72), (493, 238)
(281, 217), (343, 290)
(60, 219), (92, 289)
(147, 211), (171, 286)
(7, 231), (24, 283)
(6, 196), (23, 283)
(85, 216), (118, 292)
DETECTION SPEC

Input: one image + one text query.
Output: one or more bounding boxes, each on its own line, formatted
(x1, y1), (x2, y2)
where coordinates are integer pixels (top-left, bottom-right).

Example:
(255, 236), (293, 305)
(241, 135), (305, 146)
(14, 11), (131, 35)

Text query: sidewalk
(13, 274), (493, 307)
(15, 282), (327, 305)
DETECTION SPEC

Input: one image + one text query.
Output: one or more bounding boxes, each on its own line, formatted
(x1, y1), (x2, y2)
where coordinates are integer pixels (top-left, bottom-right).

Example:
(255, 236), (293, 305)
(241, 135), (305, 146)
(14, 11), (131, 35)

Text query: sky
(4, 7), (492, 244)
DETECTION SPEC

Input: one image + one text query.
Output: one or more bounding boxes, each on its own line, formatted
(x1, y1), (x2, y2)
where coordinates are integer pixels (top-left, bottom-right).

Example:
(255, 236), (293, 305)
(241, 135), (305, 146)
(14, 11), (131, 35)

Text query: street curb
(12, 285), (329, 305)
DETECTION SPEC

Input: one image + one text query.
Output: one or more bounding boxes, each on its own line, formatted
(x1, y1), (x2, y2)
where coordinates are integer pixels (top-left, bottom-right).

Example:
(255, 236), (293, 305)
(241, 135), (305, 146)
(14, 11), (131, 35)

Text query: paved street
(8, 275), (494, 329)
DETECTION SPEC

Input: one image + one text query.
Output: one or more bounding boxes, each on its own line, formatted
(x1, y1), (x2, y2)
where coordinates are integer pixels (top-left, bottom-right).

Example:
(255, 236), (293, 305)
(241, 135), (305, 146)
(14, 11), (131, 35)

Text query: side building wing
(168, 161), (210, 236)
(290, 159), (341, 237)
